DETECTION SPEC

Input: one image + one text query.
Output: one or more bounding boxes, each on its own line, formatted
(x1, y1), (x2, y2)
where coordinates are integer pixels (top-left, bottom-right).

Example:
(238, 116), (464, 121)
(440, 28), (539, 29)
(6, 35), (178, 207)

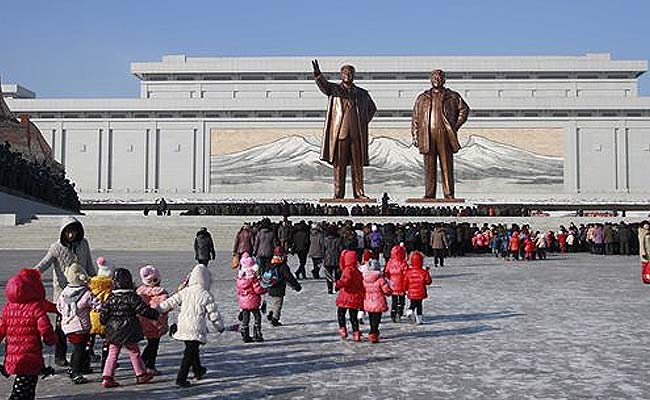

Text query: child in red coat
(524, 238), (535, 261)
(404, 252), (432, 325)
(335, 249), (365, 341)
(509, 232), (521, 261)
(384, 244), (408, 322)
(0, 269), (56, 400)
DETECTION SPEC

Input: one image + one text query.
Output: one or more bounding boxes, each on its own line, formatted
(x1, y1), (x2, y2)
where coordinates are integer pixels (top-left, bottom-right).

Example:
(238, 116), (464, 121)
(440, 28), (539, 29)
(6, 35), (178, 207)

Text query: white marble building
(4, 53), (650, 201)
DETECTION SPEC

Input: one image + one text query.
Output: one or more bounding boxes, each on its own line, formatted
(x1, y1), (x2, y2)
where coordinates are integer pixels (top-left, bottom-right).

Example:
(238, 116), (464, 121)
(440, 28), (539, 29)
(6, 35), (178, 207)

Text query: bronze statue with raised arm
(312, 59), (377, 200)
(411, 69), (470, 199)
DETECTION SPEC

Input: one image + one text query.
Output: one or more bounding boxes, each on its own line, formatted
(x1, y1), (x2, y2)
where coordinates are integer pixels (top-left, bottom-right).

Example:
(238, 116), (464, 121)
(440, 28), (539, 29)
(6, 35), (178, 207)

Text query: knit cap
(239, 252), (255, 269)
(64, 263), (88, 286)
(96, 256), (113, 278)
(140, 265), (161, 286)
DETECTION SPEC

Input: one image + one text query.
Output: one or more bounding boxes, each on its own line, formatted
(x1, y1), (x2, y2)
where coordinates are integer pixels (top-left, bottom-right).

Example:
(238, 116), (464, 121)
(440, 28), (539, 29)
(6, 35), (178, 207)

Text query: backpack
(261, 265), (280, 289)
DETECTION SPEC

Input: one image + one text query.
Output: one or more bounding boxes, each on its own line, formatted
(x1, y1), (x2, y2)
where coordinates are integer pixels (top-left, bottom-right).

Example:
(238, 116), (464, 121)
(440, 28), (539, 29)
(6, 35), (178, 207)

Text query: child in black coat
(265, 246), (302, 326)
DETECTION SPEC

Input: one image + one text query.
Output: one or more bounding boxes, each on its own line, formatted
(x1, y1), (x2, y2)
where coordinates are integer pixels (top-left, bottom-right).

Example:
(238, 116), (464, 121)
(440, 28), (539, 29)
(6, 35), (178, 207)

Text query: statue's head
(430, 69), (446, 89)
(340, 65), (356, 85)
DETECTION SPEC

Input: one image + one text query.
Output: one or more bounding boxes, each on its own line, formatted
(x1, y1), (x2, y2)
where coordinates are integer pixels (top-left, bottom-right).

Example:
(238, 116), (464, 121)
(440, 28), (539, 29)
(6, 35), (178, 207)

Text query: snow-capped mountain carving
(211, 135), (563, 186)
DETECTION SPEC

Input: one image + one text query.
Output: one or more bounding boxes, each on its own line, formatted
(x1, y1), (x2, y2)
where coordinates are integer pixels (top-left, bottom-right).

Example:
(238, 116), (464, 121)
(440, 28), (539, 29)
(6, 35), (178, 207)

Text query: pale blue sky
(1, 0), (649, 97)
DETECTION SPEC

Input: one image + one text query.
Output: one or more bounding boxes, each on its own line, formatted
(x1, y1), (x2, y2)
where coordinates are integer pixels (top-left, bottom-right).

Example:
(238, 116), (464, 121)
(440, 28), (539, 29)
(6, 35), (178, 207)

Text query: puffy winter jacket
(88, 276), (112, 335)
(362, 271), (392, 313)
(369, 231), (382, 249)
(267, 260), (301, 298)
(404, 252), (432, 300)
(509, 234), (520, 251)
(100, 289), (159, 345)
(136, 285), (169, 339)
(57, 285), (99, 335)
(292, 224), (310, 253)
(384, 245), (408, 294)
(34, 217), (96, 300)
(237, 275), (267, 310)
(335, 250), (365, 310)
(0, 269), (56, 375)
(159, 265), (224, 343)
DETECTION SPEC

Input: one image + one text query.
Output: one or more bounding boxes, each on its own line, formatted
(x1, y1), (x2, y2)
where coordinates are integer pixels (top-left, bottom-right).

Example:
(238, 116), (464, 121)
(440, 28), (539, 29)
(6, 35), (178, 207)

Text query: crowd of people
(0, 141), (81, 212)
(0, 216), (648, 399)
(178, 200), (531, 218)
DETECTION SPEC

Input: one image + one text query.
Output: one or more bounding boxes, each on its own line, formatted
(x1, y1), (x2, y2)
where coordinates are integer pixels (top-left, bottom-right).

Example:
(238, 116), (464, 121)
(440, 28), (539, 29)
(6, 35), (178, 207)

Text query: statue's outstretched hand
(311, 59), (321, 78)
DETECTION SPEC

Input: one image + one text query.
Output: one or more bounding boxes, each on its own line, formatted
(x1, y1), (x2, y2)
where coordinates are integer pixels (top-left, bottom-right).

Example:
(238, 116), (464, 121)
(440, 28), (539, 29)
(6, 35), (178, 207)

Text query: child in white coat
(158, 264), (224, 388)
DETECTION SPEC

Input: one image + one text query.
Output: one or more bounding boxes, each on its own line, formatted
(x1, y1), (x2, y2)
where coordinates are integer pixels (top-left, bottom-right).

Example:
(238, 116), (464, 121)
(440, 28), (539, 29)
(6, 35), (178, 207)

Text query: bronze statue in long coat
(312, 60), (376, 199)
(412, 69), (470, 199)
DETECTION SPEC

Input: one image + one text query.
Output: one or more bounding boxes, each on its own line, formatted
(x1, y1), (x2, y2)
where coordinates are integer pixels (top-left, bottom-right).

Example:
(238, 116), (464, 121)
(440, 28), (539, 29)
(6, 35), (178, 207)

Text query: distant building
(5, 53), (650, 200)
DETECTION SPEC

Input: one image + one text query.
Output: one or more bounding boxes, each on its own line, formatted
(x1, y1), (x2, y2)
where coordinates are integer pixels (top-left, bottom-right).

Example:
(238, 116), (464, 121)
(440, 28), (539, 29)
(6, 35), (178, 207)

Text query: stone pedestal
(319, 197), (377, 204)
(404, 197), (466, 204)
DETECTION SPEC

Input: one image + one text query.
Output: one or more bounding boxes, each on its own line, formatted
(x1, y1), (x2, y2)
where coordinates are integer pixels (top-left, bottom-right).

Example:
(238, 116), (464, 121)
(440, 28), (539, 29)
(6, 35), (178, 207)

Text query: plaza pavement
(0, 248), (648, 399)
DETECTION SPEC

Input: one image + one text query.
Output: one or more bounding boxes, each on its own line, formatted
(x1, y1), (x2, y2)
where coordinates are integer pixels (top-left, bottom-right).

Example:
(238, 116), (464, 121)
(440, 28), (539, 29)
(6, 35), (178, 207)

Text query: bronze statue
(412, 69), (469, 199)
(312, 60), (377, 199)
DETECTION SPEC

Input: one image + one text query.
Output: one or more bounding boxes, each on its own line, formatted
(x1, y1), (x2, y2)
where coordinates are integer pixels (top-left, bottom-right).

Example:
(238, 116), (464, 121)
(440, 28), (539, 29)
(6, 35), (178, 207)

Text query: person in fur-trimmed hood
(34, 217), (96, 367)
(99, 268), (159, 388)
(136, 265), (169, 375)
(158, 264), (224, 388)
(57, 263), (100, 385)
(0, 269), (56, 400)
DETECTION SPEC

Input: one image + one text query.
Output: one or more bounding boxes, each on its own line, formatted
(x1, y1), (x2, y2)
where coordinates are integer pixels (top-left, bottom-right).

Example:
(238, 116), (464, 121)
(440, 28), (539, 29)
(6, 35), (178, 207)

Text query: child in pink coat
(136, 265), (169, 375)
(237, 253), (267, 343)
(363, 260), (392, 343)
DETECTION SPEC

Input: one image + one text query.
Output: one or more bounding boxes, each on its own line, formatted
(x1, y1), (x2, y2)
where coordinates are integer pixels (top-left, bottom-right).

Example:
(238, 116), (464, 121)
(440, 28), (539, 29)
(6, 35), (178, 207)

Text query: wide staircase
(0, 212), (246, 251)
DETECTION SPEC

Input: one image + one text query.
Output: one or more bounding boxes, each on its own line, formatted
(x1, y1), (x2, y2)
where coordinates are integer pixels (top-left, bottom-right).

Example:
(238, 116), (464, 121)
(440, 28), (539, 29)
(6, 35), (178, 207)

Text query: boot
(253, 326), (264, 342)
(415, 314), (423, 325)
(368, 333), (379, 343)
(338, 327), (348, 339)
(390, 311), (398, 323)
(352, 331), (362, 342)
(241, 328), (253, 343)
(271, 318), (283, 327)
(136, 372), (154, 384)
(406, 310), (416, 324)
(267, 311), (274, 322)
(102, 376), (120, 388)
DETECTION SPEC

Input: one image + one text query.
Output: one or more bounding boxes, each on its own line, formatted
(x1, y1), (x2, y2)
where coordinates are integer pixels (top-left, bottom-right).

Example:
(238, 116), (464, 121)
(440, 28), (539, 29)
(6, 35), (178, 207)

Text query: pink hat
(140, 265), (161, 286)
(239, 252), (255, 269)
(96, 256), (113, 278)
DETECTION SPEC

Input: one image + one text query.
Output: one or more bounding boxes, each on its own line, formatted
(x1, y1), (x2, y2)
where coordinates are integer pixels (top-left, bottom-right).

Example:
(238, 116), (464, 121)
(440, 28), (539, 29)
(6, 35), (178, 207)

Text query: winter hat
(5, 269), (46, 304)
(239, 252), (255, 269)
(96, 256), (113, 278)
(410, 251), (424, 269)
(113, 268), (135, 290)
(341, 250), (358, 270)
(64, 263), (88, 286)
(140, 265), (161, 286)
(368, 259), (381, 271)
(371, 225), (378, 232)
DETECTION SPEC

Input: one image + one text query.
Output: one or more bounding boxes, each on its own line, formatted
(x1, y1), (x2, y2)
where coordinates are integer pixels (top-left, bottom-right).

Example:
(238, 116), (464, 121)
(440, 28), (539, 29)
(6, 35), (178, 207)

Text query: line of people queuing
(0, 141), (81, 212)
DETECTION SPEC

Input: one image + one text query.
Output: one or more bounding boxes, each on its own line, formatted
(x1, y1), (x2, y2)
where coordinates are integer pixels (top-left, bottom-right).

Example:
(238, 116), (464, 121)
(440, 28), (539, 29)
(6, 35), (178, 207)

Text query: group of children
(0, 242), (433, 399)
(0, 257), (226, 399)
(334, 245), (433, 343)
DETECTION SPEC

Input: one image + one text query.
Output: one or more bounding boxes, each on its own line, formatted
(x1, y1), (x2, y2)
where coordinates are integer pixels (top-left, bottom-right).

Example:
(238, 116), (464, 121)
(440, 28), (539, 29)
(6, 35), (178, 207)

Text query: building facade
(4, 53), (650, 201)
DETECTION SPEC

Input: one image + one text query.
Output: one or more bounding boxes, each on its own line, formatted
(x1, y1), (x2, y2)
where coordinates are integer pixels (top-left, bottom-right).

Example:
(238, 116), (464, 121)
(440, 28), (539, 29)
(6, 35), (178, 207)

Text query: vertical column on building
(203, 121), (211, 193)
(565, 121), (580, 193)
(99, 121), (111, 192)
(615, 118), (629, 193)
(193, 122), (207, 193)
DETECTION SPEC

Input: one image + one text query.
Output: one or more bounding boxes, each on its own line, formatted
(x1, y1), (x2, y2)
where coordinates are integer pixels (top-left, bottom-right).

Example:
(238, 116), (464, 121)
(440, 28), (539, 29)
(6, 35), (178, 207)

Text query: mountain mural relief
(211, 135), (563, 187)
